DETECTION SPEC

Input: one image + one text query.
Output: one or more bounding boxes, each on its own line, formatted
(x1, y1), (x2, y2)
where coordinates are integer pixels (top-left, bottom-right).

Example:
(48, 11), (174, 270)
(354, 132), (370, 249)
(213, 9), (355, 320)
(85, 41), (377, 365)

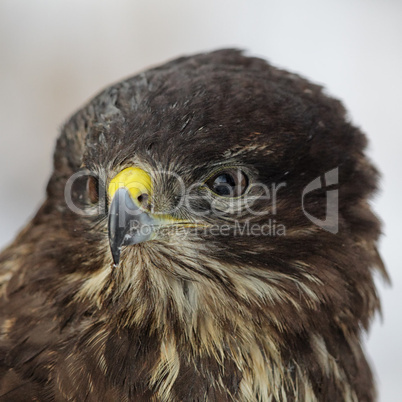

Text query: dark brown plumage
(0, 49), (386, 401)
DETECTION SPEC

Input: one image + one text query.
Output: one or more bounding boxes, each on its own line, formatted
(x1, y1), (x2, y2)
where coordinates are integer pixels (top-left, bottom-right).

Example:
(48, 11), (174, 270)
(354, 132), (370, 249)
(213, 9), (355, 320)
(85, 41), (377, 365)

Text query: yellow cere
(108, 167), (153, 203)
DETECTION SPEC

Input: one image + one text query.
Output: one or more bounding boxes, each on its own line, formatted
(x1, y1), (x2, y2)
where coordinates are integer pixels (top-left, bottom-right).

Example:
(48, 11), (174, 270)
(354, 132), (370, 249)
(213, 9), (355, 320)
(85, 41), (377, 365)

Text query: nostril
(137, 193), (149, 208)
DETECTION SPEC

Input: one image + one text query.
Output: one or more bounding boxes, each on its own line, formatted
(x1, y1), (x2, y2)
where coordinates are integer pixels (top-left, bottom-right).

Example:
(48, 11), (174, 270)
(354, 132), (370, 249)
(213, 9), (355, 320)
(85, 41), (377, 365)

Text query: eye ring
(87, 175), (100, 204)
(205, 169), (249, 197)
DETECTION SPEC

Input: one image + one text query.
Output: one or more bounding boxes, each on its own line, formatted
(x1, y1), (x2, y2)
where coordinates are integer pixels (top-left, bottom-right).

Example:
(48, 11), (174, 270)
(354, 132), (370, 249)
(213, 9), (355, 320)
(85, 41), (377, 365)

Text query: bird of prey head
(0, 49), (387, 401)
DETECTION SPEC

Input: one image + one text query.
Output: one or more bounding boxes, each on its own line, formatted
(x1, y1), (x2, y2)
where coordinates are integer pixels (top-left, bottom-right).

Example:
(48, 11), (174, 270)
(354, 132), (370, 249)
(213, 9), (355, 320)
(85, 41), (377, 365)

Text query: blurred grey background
(0, 0), (401, 400)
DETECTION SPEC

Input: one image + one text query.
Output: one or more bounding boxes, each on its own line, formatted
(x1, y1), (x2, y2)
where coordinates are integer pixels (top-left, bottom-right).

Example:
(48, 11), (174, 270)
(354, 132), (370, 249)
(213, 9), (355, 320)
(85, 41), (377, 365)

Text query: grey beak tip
(112, 249), (121, 266)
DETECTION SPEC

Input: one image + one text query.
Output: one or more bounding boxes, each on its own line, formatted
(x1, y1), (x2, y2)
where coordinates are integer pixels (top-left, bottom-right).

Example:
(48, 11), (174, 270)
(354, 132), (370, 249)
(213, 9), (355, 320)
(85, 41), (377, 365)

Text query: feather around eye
(206, 169), (248, 197)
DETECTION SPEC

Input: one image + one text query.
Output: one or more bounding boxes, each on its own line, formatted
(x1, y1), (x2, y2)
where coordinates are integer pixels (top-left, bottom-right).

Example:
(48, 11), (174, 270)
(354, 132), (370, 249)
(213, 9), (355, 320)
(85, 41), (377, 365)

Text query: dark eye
(206, 169), (248, 197)
(87, 175), (99, 204)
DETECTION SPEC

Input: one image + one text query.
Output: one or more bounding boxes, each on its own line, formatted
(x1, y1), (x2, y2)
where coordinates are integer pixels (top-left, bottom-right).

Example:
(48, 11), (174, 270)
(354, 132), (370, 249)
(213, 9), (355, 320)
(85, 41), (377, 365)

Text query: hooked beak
(108, 187), (156, 266)
(108, 167), (155, 266)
